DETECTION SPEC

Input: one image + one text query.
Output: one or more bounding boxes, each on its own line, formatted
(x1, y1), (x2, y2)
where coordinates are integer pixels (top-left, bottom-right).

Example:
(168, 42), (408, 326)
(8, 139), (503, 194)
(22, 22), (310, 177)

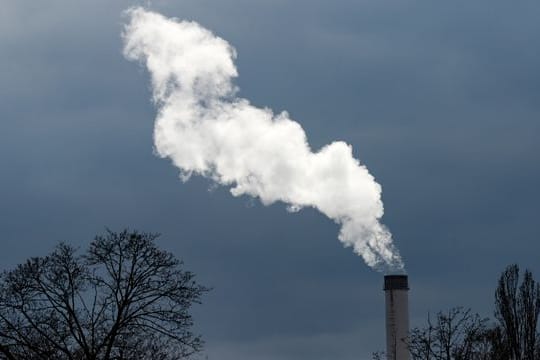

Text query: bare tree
(408, 307), (492, 360)
(0, 230), (209, 360)
(494, 264), (540, 360)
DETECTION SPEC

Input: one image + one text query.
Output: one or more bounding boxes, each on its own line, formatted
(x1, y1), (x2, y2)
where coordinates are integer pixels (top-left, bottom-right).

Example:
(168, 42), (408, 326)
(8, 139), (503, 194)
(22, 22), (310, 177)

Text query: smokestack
(384, 275), (409, 360)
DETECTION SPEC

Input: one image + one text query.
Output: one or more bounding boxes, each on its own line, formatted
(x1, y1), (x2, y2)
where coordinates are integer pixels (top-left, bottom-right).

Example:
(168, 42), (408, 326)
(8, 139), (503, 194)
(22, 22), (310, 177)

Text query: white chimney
(384, 275), (409, 360)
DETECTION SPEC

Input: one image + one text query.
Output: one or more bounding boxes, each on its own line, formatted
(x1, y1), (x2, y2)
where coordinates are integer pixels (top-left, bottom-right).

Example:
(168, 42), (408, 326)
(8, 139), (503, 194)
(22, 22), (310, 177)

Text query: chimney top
(384, 275), (409, 290)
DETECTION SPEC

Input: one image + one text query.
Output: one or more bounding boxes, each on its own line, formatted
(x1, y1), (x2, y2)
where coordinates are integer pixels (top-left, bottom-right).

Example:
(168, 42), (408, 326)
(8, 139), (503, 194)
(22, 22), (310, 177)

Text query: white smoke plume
(122, 7), (404, 271)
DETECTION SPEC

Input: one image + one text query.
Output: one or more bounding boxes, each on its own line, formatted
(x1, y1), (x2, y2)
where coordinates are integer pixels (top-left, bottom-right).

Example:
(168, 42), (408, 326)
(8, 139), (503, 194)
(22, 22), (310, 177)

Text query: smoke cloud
(122, 7), (404, 271)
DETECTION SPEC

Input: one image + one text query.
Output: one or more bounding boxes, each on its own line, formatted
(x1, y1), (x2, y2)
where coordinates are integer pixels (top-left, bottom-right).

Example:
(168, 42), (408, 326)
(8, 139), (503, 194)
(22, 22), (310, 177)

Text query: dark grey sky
(1, 1), (539, 359)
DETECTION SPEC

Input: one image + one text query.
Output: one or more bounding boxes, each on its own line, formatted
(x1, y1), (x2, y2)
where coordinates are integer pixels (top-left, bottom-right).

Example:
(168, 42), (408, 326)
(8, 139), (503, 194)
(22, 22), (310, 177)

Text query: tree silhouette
(407, 307), (491, 360)
(494, 264), (540, 360)
(0, 230), (209, 360)
(389, 265), (540, 360)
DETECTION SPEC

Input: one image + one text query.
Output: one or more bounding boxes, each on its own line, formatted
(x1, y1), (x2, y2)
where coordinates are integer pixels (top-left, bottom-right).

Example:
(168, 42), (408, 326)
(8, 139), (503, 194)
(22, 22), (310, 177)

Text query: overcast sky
(1, 1), (539, 359)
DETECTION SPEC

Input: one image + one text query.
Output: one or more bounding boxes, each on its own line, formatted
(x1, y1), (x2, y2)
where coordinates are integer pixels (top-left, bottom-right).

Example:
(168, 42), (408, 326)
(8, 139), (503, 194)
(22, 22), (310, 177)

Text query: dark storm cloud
(0, 1), (539, 359)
